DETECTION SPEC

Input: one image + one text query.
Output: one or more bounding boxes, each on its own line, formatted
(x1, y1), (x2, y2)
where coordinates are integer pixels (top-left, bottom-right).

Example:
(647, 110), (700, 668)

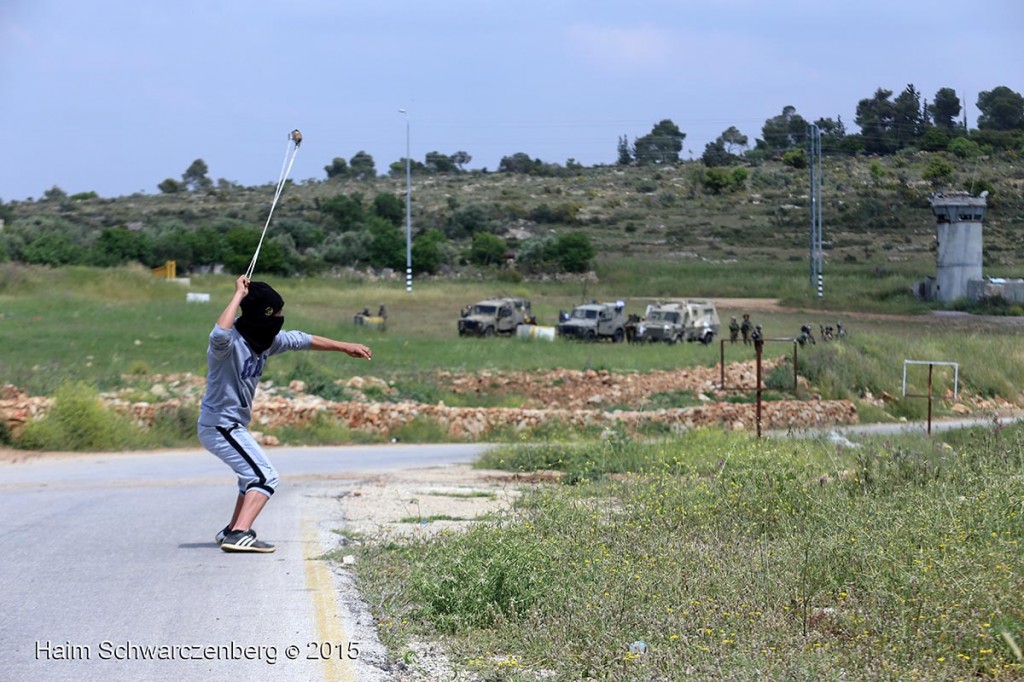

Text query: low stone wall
(317, 398), (858, 437)
(0, 381), (858, 440)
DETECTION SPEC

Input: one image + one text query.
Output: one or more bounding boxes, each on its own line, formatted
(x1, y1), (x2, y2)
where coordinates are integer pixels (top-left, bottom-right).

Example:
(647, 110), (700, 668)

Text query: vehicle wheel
(612, 328), (625, 343)
(701, 331), (714, 345)
(667, 334), (679, 345)
(484, 326), (495, 337)
(584, 329), (597, 342)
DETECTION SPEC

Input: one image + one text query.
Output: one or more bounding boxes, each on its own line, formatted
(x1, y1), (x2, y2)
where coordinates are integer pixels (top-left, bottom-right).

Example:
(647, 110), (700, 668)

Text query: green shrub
(407, 521), (552, 632)
(19, 382), (142, 451)
(389, 416), (454, 443)
(922, 155), (955, 184)
(781, 148), (807, 169)
(148, 402), (200, 445)
(764, 358), (796, 392)
(948, 137), (981, 159)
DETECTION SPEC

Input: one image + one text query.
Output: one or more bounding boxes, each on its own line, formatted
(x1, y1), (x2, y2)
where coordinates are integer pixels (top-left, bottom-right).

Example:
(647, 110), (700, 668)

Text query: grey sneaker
(220, 529), (276, 553)
(216, 525), (256, 544)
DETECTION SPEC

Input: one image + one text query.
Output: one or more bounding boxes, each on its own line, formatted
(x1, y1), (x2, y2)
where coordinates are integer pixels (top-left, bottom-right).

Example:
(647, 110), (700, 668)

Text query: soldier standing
(729, 317), (740, 343)
(740, 314), (753, 345)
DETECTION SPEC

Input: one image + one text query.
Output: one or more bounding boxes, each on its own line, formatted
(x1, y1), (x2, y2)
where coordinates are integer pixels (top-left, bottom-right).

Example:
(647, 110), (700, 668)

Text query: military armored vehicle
(555, 301), (627, 342)
(458, 297), (535, 337)
(636, 299), (720, 345)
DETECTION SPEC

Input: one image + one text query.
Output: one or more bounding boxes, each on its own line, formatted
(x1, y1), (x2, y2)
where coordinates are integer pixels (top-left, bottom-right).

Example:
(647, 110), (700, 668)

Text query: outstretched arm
(309, 335), (372, 361)
(216, 275), (249, 330)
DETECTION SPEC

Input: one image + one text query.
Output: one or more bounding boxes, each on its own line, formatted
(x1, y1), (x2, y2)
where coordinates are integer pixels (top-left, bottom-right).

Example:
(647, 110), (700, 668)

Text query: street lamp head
(398, 108), (407, 114)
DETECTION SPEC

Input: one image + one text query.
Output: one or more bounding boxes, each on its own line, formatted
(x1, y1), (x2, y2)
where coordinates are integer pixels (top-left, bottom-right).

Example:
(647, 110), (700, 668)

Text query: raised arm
(217, 275), (250, 330)
(309, 335), (372, 360)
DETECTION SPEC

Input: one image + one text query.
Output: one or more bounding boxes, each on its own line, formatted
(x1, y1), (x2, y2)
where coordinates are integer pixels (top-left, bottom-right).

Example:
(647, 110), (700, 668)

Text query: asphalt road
(0, 444), (487, 682)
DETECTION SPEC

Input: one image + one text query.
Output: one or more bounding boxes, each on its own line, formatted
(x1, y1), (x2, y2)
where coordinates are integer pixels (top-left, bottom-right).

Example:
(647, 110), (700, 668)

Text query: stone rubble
(0, 364), (1008, 442)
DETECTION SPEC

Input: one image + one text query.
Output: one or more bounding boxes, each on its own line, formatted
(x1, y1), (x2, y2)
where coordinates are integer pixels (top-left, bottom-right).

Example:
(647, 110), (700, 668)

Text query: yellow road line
(304, 516), (357, 682)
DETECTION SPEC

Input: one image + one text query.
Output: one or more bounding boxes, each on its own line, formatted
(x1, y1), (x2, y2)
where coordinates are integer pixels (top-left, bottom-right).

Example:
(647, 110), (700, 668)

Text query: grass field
(354, 425), (1024, 681)
(1, 263), (1022, 447)
(1, 263), (1020, 395)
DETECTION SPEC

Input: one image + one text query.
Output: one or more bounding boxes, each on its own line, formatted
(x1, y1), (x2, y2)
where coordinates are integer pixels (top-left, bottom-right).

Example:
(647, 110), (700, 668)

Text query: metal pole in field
(399, 108), (412, 293)
(720, 338), (725, 389)
(927, 363), (934, 436)
(808, 123), (824, 298)
(808, 123), (816, 286)
(793, 341), (798, 392)
(755, 338), (763, 439)
(816, 125), (824, 300)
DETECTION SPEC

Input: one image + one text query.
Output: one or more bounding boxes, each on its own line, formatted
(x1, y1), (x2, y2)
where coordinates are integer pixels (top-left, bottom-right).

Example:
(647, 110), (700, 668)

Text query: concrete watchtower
(930, 192), (987, 303)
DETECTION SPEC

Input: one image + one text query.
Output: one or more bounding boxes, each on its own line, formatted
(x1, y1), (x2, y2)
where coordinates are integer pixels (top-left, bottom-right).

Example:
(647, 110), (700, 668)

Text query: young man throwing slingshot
(198, 275), (372, 553)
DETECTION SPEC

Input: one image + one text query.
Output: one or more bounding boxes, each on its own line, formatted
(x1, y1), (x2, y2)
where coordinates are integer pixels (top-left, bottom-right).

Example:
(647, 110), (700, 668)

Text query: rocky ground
(0, 359), (863, 441)
(3, 358), (1016, 444)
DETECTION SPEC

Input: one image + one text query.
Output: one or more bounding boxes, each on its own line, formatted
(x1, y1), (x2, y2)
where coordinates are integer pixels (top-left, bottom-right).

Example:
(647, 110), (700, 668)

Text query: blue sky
(1, 0), (1021, 200)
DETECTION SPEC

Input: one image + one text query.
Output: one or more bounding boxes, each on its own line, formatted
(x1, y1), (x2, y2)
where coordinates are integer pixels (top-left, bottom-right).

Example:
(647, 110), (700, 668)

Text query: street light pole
(398, 108), (412, 293)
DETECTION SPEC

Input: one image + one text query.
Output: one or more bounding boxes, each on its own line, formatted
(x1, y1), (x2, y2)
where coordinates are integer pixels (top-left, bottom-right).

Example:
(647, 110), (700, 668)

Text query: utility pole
(808, 124), (823, 299)
(398, 109), (412, 293)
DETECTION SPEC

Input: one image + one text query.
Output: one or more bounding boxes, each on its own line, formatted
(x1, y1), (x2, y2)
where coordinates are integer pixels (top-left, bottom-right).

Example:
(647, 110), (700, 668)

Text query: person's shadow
(178, 542), (219, 549)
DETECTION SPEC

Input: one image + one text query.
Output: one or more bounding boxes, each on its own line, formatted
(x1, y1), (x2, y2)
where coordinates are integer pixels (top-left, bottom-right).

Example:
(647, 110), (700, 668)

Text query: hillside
(2, 151), (1023, 276)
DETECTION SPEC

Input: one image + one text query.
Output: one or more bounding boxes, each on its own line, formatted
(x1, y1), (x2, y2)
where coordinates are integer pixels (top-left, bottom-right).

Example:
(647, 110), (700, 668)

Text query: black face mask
(235, 282), (285, 354)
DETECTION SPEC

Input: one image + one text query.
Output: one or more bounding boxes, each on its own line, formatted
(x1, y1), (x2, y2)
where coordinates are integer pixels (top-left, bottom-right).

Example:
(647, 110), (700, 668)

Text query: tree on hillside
(929, 88), (962, 133)
(616, 135), (633, 165)
(319, 193), (365, 232)
(546, 232), (595, 273)
(22, 233), (85, 266)
(892, 84), (925, 148)
(324, 157), (349, 179)
(223, 226), (292, 274)
(365, 215), (405, 269)
(855, 88), (896, 154)
(183, 159), (213, 191)
(372, 192), (405, 227)
(349, 151), (376, 179)
(701, 139), (734, 167)
(447, 203), (497, 238)
(634, 120), (685, 165)
(43, 186), (67, 203)
(158, 178), (183, 194)
(469, 232), (507, 266)
(388, 158), (427, 177)
(813, 116), (849, 151)
(499, 152), (542, 174)
(89, 227), (154, 267)
(759, 106), (807, 152)
(451, 151), (472, 171)
(425, 151), (458, 173)
(977, 86), (1024, 131)
(720, 126), (748, 155)
(412, 228), (447, 274)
